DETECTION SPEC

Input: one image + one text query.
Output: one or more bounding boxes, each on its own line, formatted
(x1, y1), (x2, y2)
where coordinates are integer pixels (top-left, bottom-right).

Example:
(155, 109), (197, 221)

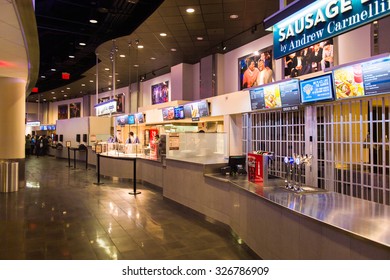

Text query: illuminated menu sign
(250, 79), (299, 110)
(334, 55), (390, 99)
(183, 100), (210, 120)
(95, 99), (117, 116)
(279, 79), (300, 107)
(300, 73), (334, 103)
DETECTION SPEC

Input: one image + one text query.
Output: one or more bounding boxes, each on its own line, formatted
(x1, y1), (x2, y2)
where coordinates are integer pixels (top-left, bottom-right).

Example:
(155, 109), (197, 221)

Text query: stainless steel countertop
(205, 173), (390, 248)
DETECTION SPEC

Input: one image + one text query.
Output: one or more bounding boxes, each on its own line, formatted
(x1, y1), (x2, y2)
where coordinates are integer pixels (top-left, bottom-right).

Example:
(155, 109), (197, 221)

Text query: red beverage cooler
(247, 152), (269, 185)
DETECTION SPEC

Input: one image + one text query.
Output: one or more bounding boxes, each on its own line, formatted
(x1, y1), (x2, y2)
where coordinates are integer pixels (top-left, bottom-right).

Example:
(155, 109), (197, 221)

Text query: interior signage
(94, 99), (117, 116)
(273, 0), (390, 59)
(26, 121), (40, 127)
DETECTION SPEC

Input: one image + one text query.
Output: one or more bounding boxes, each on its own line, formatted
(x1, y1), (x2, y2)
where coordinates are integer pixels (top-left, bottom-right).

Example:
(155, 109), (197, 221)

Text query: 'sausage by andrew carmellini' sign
(273, 0), (390, 59)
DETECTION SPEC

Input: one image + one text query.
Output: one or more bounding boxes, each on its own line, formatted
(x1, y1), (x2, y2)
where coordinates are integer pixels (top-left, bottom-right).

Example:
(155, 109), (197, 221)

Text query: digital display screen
(128, 114), (135, 125)
(162, 107), (174, 121)
(250, 87), (266, 110)
(333, 55), (390, 99)
(116, 115), (128, 126)
(300, 73), (334, 103)
(183, 100), (210, 119)
(263, 83), (282, 109)
(279, 79), (300, 107)
(174, 106), (185, 119)
(134, 112), (144, 124)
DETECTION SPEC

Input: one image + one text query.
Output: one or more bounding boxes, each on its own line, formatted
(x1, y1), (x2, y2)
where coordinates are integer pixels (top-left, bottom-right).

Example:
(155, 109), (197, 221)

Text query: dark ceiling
(28, 0), (290, 103)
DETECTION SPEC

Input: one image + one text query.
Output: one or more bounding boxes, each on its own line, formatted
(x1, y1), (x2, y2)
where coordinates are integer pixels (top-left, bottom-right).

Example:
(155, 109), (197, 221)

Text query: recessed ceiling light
(230, 14), (239, 19)
(69, 55), (75, 59)
(197, 37), (203, 40)
(53, 97), (57, 100)
(186, 8), (195, 13)
(137, 45), (144, 49)
(108, 87), (112, 90)
(43, 99), (46, 101)
(119, 54), (126, 58)
(66, 87), (70, 90)
(41, 75), (46, 78)
(109, 75), (112, 78)
(51, 68), (56, 71)
(61, 90), (64, 92)
(89, 19), (98, 24)
(36, 100), (39, 102)
(51, 91), (55, 94)
(171, 48), (177, 52)
(104, 68), (110, 71)
(64, 94), (67, 97)
(160, 33), (167, 37)
(150, 57), (156, 60)
(79, 42), (86, 46)
(117, 79), (120, 82)
(81, 84), (85, 87)
(134, 64), (139, 67)
(89, 80), (94, 83)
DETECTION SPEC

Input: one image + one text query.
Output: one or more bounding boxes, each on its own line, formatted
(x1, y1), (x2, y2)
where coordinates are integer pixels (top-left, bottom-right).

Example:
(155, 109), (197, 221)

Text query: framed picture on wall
(58, 104), (68, 120)
(69, 102), (81, 118)
(151, 81), (169, 105)
(283, 39), (334, 78)
(238, 46), (274, 90)
(115, 93), (125, 113)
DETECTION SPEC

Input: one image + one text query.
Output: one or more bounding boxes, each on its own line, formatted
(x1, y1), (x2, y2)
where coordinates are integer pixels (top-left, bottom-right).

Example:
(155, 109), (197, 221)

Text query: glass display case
(166, 132), (227, 164)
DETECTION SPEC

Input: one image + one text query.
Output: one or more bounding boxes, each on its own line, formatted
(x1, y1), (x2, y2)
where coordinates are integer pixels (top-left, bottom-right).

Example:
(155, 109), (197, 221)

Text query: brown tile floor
(0, 156), (259, 260)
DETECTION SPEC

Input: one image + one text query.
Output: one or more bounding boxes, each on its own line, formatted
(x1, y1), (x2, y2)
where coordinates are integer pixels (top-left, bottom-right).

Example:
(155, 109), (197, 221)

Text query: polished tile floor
(0, 156), (258, 260)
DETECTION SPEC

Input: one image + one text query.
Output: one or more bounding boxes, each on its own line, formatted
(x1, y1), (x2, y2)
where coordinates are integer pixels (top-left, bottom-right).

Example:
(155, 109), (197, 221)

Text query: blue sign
(300, 73), (334, 103)
(273, 0), (390, 59)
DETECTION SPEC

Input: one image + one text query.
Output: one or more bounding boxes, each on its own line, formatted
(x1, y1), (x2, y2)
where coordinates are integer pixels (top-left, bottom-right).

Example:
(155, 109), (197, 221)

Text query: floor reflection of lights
(26, 181), (40, 188)
(96, 237), (118, 260)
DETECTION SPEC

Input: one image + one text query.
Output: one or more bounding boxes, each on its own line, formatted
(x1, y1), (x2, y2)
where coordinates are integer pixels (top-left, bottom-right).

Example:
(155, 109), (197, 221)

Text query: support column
(0, 77), (27, 189)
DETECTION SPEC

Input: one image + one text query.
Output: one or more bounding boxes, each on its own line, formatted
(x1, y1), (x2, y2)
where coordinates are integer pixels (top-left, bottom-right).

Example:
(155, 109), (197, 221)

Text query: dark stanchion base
(129, 191), (141, 195)
(93, 182), (104, 185)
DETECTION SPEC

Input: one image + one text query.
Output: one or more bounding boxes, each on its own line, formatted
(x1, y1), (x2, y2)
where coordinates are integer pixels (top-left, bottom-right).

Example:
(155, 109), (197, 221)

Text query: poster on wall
(115, 93), (125, 113)
(69, 102), (81, 118)
(58, 104), (68, 120)
(239, 46), (274, 90)
(284, 39), (334, 78)
(151, 81), (169, 105)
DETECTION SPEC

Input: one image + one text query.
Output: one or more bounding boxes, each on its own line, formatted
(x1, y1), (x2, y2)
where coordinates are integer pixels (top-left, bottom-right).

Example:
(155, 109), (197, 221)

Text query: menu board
(361, 56), (390, 95)
(263, 84), (281, 109)
(116, 115), (128, 126)
(134, 112), (144, 124)
(128, 114), (135, 125)
(279, 79), (300, 107)
(174, 106), (185, 119)
(300, 73), (334, 103)
(162, 107), (174, 121)
(183, 100), (210, 119)
(333, 55), (390, 99)
(250, 87), (266, 110)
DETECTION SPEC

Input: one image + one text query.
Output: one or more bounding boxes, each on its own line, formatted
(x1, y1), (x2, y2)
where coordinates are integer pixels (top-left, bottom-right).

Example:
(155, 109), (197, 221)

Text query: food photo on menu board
(250, 87), (266, 110)
(263, 84), (282, 108)
(162, 107), (175, 121)
(279, 79), (300, 107)
(334, 64), (365, 99)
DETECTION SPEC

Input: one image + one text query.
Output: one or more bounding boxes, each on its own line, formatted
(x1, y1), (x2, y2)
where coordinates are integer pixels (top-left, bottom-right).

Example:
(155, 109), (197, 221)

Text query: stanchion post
(73, 149), (77, 169)
(67, 147), (71, 167)
(129, 158), (140, 195)
(94, 144), (104, 185)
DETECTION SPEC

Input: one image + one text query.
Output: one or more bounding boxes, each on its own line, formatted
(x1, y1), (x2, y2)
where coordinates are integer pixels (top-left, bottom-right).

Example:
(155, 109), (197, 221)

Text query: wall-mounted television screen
(128, 114), (135, 125)
(250, 87), (266, 110)
(279, 79), (300, 107)
(116, 115), (128, 126)
(263, 83), (282, 109)
(162, 107), (175, 121)
(134, 112), (144, 124)
(174, 106), (185, 119)
(300, 73), (334, 103)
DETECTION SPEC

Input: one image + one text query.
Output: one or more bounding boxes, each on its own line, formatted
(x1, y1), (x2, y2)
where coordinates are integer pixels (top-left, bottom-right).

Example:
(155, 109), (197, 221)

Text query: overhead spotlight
(221, 42), (227, 51)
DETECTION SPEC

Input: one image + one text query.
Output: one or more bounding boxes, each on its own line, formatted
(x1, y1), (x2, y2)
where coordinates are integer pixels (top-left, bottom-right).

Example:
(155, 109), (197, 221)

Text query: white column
(0, 77), (26, 159)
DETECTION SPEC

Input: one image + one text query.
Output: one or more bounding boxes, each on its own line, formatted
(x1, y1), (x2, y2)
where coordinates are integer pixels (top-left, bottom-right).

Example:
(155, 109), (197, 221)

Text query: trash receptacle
(0, 161), (19, 193)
